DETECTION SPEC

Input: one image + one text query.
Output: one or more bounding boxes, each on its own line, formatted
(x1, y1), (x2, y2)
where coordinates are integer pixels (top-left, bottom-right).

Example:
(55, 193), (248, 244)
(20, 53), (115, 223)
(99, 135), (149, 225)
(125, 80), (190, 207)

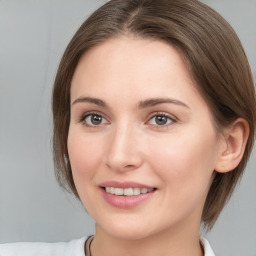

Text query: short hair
(52, 0), (256, 230)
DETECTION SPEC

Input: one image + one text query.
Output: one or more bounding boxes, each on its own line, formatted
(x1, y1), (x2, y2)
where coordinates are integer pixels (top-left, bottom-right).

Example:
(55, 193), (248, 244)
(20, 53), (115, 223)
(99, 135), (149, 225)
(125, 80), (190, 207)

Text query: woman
(1, 0), (255, 255)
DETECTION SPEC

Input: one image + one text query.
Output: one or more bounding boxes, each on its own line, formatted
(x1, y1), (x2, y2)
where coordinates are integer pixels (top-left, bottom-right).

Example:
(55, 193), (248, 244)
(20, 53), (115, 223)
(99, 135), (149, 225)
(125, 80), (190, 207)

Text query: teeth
(141, 188), (148, 194)
(124, 188), (133, 196)
(110, 187), (115, 194)
(114, 188), (123, 195)
(104, 187), (154, 196)
(133, 188), (140, 195)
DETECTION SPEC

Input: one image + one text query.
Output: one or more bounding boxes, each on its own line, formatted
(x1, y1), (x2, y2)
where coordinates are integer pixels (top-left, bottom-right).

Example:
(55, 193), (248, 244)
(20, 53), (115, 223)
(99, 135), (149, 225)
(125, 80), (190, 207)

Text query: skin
(68, 37), (232, 256)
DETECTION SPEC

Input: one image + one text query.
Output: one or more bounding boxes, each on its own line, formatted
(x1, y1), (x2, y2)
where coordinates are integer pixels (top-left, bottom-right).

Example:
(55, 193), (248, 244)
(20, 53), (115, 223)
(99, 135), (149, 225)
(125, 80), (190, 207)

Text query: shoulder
(0, 237), (87, 256)
(200, 237), (215, 256)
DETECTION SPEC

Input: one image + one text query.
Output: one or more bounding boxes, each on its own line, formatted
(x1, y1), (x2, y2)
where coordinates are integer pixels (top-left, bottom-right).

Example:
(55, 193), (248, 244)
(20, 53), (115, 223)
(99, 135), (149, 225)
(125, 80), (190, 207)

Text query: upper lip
(99, 181), (155, 189)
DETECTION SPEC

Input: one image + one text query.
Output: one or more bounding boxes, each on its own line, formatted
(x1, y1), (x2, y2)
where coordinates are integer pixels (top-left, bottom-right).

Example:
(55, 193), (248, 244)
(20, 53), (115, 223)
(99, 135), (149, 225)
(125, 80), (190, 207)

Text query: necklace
(85, 235), (94, 256)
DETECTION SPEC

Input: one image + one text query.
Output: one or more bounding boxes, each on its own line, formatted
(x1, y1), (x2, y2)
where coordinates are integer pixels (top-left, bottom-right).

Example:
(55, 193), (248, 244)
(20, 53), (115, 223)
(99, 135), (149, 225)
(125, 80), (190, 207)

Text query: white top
(0, 236), (215, 256)
(200, 237), (215, 256)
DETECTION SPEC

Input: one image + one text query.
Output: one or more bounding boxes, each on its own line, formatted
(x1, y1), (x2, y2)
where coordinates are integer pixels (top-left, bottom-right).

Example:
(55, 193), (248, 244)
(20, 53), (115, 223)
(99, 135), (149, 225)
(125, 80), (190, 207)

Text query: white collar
(200, 237), (215, 256)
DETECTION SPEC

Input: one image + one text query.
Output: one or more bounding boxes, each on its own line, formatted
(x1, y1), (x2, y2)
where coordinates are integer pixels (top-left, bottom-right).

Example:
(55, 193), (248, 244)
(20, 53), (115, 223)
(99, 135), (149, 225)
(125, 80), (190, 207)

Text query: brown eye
(155, 116), (168, 125)
(84, 114), (108, 126)
(91, 115), (102, 125)
(149, 114), (173, 126)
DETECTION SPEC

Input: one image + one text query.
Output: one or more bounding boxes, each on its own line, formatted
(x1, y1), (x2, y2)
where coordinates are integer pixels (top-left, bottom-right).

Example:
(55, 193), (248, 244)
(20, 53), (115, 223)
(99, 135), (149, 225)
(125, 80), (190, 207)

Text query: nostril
(125, 164), (136, 168)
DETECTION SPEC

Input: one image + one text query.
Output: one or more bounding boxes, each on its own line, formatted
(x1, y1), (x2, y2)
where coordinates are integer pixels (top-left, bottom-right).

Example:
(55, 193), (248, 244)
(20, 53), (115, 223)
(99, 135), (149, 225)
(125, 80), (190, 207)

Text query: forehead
(71, 36), (198, 98)
(70, 36), (217, 130)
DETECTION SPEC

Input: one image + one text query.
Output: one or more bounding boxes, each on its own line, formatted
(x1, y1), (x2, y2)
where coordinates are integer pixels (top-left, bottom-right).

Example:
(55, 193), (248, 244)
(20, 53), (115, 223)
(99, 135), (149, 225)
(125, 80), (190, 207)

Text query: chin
(106, 228), (153, 241)
(96, 219), (165, 242)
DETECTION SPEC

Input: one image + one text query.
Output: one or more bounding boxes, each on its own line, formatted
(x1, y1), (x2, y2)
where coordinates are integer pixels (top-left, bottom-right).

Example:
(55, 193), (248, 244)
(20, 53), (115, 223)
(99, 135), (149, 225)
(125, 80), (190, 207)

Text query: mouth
(99, 181), (157, 208)
(103, 187), (156, 196)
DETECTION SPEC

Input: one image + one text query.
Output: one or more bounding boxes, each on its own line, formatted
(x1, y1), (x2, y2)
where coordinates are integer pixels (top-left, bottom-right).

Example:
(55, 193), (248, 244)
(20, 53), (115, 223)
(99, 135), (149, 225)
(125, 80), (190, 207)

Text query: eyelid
(78, 111), (110, 126)
(146, 112), (178, 127)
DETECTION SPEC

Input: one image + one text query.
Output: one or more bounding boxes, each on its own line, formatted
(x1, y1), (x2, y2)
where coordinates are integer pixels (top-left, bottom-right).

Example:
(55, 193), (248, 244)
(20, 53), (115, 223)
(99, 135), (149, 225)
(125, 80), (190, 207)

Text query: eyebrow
(72, 96), (107, 107)
(138, 98), (190, 109)
(71, 96), (189, 109)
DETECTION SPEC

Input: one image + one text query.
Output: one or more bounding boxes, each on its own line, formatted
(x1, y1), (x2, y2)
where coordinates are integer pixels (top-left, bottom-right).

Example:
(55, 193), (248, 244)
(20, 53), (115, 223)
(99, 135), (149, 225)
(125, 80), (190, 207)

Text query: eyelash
(79, 111), (109, 128)
(78, 111), (177, 128)
(147, 112), (177, 128)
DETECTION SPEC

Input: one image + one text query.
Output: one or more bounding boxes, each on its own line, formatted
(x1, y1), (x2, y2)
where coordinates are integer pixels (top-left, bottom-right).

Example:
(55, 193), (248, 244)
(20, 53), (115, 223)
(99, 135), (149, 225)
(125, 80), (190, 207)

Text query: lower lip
(101, 188), (155, 209)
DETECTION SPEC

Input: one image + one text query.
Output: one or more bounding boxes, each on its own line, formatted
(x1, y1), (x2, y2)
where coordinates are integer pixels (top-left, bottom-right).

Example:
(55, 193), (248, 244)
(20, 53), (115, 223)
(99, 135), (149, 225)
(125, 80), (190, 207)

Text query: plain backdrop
(0, 1), (255, 256)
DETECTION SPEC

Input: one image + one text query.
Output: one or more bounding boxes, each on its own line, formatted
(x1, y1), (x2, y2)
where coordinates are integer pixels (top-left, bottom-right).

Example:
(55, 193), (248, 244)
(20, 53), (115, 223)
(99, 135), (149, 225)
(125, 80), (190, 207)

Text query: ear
(215, 118), (249, 173)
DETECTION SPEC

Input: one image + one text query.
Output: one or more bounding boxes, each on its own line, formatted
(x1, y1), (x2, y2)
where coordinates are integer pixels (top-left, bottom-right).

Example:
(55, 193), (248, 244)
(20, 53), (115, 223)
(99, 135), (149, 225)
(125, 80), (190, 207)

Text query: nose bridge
(105, 121), (142, 171)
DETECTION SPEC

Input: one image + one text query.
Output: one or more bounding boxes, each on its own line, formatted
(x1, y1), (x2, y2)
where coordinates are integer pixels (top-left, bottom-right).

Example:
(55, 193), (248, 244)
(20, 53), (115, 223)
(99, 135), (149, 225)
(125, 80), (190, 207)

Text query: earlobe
(215, 118), (249, 173)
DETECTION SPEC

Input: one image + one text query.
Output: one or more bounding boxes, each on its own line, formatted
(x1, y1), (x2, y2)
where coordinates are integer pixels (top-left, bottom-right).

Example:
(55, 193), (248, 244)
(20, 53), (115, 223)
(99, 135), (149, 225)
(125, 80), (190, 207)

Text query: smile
(104, 187), (155, 196)
(99, 181), (156, 208)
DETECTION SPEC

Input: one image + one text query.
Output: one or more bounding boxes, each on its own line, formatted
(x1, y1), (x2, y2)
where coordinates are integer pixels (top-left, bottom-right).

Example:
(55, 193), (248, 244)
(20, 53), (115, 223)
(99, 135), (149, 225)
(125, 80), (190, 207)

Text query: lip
(99, 181), (154, 189)
(99, 181), (156, 209)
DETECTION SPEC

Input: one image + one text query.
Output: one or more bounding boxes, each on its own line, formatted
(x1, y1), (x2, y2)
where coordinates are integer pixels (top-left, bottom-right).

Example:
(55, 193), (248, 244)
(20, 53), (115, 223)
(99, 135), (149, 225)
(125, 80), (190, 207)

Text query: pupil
(156, 116), (167, 125)
(91, 115), (102, 125)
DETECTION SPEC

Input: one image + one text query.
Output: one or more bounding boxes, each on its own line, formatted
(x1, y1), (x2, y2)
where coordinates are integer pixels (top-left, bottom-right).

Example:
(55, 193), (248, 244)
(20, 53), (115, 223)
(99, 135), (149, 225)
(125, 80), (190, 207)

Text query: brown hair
(52, 0), (256, 229)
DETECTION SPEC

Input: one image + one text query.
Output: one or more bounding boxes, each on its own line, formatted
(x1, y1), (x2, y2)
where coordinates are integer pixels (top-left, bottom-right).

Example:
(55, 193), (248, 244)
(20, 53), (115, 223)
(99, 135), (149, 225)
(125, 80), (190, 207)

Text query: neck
(90, 220), (204, 256)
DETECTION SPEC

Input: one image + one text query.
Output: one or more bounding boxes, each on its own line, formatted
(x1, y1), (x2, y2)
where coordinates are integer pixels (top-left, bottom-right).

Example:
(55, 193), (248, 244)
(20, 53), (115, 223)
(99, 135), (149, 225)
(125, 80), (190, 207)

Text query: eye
(148, 114), (174, 126)
(82, 113), (108, 127)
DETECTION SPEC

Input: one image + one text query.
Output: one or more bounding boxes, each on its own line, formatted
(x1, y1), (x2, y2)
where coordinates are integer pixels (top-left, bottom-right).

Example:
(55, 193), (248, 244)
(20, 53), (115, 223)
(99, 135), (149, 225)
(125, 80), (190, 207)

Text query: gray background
(0, 1), (255, 255)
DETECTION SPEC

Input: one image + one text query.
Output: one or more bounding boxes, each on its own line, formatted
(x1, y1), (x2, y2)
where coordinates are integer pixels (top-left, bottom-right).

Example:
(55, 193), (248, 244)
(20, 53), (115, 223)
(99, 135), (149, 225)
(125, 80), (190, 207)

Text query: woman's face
(68, 37), (224, 240)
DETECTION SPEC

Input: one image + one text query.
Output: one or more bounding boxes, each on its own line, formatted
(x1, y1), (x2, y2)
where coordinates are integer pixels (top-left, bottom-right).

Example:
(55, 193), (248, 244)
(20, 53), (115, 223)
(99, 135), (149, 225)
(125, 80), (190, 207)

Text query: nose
(104, 124), (143, 172)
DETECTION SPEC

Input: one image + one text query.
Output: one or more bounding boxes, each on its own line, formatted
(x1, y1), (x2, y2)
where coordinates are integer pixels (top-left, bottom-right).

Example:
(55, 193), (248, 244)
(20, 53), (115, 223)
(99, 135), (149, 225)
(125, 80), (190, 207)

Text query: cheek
(67, 131), (105, 186)
(147, 128), (218, 197)
(149, 133), (216, 170)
